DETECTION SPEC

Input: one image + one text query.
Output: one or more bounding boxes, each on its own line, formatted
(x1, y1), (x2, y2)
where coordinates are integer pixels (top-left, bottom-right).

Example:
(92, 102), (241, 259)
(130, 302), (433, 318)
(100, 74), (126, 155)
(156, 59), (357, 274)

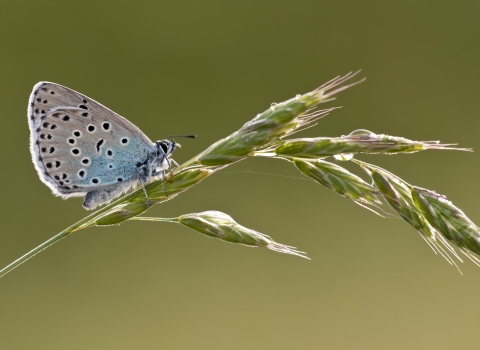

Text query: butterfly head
(155, 139), (176, 159)
(151, 135), (196, 176)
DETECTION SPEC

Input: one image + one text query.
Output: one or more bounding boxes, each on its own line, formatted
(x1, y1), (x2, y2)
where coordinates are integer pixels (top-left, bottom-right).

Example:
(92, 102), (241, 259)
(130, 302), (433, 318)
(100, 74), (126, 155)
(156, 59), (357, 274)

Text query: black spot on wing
(96, 139), (104, 153)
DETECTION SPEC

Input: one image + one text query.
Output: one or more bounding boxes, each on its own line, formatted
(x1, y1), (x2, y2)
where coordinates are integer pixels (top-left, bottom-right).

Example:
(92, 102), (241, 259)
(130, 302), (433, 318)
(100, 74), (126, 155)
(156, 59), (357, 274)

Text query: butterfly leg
(160, 170), (167, 197)
(139, 181), (151, 207)
(138, 165), (151, 206)
(151, 169), (168, 197)
(171, 159), (180, 168)
(165, 157), (174, 177)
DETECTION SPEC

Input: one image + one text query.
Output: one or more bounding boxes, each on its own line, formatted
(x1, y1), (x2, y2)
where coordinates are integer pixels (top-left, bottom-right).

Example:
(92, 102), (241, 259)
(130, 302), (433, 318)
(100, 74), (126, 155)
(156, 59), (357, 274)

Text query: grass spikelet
(261, 129), (471, 159)
(411, 187), (480, 259)
(292, 159), (380, 205)
(355, 160), (466, 269)
(131, 211), (309, 259)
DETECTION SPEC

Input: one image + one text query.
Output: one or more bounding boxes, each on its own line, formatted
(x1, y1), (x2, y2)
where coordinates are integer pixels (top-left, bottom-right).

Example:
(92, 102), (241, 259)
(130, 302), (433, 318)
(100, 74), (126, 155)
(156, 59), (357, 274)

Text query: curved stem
(0, 194), (136, 278)
(0, 160), (207, 278)
(0, 229), (72, 278)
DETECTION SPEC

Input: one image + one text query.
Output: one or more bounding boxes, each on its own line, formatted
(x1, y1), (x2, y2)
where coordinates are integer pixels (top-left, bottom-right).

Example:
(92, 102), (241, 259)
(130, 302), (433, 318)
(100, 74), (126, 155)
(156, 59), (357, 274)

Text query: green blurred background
(1, 1), (480, 349)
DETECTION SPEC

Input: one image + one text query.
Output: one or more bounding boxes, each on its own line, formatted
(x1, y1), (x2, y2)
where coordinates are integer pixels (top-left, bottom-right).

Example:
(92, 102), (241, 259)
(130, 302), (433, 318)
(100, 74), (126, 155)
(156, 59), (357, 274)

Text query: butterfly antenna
(166, 134), (197, 139)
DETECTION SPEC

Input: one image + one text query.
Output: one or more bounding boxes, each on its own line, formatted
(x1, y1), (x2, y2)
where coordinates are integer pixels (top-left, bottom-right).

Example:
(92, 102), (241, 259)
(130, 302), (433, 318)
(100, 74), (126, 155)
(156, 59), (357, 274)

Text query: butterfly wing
(28, 82), (156, 199)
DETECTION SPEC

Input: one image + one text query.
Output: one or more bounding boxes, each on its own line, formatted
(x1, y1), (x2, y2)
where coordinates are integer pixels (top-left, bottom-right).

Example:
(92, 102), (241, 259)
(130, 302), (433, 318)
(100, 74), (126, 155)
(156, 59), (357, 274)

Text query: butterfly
(28, 82), (181, 210)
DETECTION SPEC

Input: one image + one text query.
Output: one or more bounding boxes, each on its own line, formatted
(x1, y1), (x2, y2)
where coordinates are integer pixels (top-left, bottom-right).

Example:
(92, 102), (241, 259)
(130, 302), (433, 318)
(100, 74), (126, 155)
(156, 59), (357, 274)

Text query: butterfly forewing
(29, 82), (156, 198)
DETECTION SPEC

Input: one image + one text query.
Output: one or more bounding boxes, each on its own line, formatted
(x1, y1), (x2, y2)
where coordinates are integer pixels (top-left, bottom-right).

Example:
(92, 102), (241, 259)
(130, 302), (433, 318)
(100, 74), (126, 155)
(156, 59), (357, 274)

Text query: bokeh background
(1, 1), (480, 349)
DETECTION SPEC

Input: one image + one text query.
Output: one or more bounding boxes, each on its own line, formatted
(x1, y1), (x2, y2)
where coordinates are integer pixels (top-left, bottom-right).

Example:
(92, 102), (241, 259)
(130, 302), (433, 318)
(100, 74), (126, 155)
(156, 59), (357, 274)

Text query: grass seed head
(178, 211), (309, 259)
(293, 159), (379, 203)
(412, 187), (480, 256)
(269, 130), (470, 159)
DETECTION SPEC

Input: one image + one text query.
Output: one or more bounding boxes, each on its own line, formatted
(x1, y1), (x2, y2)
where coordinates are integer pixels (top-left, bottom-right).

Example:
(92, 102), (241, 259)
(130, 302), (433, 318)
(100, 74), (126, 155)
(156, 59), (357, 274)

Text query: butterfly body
(28, 82), (176, 210)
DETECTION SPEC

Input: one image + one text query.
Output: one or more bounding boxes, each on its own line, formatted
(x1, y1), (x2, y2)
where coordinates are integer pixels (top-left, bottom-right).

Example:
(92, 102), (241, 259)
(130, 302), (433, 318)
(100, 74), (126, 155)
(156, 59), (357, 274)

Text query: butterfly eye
(159, 142), (168, 153)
